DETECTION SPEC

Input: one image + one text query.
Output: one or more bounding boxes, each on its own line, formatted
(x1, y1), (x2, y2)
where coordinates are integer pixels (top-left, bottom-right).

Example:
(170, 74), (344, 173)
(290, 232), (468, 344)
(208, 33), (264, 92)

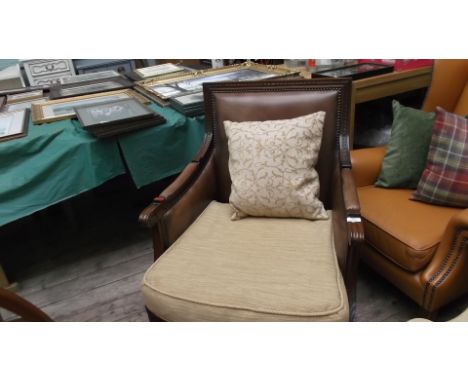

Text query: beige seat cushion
(141, 201), (348, 321)
(358, 186), (461, 272)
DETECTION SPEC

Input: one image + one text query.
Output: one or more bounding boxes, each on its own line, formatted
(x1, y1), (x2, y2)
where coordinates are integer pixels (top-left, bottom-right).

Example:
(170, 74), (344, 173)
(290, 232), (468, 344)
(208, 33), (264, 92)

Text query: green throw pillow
(375, 100), (435, 188)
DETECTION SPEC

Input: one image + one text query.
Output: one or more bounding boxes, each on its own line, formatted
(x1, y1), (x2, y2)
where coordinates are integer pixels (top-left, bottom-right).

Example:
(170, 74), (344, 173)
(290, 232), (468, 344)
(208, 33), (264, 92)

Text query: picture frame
(313, 63), (393, 81)
(75, 98), (155, 128)
(60, 70), (121, 85)
(21, 59), (76, 86)
(134, 63), (185, 79)
(169, 92), (204, 116)
(75, 98), (166, 138)
(136, 62), (296, 101)
(31, 89), (149, 124)
(6, 89), (44, 104)
(0, 109), (29, 142)
(49, 77), (133, 100)
(4, 98), (48, 112)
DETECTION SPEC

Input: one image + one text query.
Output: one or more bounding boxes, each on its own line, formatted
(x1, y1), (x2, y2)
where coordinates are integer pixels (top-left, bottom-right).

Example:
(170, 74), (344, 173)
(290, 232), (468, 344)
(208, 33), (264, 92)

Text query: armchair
(139, 79), (364, 321)
(351, 59), (468, 316)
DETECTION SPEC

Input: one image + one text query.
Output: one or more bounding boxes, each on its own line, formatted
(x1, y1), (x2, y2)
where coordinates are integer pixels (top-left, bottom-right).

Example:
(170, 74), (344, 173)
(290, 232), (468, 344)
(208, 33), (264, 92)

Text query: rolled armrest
(421, 208), (468, 311)
(350, 146), (387, 187)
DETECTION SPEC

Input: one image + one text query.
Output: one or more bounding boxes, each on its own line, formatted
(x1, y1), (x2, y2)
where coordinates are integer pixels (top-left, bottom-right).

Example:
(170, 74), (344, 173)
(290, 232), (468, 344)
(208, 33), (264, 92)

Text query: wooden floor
(1, 177), (467, 322)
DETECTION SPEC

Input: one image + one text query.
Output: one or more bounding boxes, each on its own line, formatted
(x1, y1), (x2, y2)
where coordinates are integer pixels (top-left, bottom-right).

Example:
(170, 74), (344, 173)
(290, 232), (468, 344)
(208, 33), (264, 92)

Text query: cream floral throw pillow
(224, 112), (328, 221)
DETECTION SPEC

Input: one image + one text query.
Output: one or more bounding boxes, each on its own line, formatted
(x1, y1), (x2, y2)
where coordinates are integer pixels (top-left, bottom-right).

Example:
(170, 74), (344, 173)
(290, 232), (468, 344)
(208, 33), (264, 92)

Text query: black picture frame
(74, 98), (165, 138)
(313, 63), (393, 80)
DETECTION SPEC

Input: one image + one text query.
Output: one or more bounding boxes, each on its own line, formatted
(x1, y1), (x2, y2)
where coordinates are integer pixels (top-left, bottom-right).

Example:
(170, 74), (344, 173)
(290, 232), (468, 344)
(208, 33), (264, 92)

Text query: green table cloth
(119, 104), (205, 188)
(0, 103), (205, 226)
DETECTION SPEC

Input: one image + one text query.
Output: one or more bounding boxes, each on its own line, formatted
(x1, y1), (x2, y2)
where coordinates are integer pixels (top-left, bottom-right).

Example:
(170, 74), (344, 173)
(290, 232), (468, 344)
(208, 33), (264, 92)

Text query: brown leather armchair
(351, 60), (468, 316)
(139, 79), (364, 321)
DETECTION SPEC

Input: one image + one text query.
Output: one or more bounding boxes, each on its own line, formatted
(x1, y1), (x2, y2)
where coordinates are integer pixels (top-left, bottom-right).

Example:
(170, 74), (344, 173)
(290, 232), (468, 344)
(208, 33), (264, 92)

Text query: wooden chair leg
(345, 246), (360, 322)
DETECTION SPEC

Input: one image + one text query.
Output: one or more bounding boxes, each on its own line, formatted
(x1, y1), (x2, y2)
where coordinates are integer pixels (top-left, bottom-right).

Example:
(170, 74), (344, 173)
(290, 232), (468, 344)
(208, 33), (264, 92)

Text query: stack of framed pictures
(169, 92), (204, 116)
(75, 98), (165, 138)
(31, 89), (149, 124)
(0, 109), (29, 142)
(134, 62), (298, 113)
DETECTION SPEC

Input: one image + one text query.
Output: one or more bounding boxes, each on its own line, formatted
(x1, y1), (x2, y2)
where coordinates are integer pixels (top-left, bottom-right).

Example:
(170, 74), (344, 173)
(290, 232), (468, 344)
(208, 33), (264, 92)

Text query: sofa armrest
(421, 208), (468, 311)
(350, 146), (387, 187)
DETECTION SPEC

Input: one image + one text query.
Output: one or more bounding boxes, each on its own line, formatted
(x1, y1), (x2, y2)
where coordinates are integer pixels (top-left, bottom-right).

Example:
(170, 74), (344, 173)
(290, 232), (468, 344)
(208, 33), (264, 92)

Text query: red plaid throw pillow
(413, 107), (468, 207)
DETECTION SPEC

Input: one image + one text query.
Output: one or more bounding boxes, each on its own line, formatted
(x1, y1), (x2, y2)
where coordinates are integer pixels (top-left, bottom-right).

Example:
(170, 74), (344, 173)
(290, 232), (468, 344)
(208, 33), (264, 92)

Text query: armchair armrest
(139, 133), (213, 229)
(140, 153), (217, 260)
(350, 146), (387, 187)
(332, 164), (364, 317)
(421, 208), (468, 311)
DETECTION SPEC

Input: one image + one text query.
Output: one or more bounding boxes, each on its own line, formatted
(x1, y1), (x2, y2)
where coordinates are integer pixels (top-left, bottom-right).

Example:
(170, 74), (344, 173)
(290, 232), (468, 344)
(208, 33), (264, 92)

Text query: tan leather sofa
(351, 60), (468, 316)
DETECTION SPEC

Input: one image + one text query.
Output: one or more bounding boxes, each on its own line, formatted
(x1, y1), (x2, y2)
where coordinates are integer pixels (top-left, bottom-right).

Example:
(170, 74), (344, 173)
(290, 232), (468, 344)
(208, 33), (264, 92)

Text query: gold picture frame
(31, 89), (149, 124)
(136, 62), (298, 101)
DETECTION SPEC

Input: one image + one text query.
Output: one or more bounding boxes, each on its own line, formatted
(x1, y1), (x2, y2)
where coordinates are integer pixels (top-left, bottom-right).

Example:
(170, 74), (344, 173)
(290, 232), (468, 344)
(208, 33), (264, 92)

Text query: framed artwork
(172, 92), (204, 106)
(133, 86), (170, 107)
(5, 98), (48, 112)
(7, 90), (44, 104)
(75, 98), (166, 138)
(75, 98), (155, 128)
(60, 70), (121, 84)
(31, 89), (149, 124)
(136, 62), (296, 101)
(135, 63), (185, 79)
(313, 63), (393, 80)
(21, 59), (76, 86)
(169, 92), (204, 116)
(49, 77), (133, 99)
(0, 109), (29, 142)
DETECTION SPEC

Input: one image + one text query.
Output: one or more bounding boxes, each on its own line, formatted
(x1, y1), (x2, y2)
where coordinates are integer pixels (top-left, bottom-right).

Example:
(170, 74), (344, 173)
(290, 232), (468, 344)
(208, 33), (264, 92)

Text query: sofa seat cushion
(358, 186), (461, 272)
(141, 201), (348, 321)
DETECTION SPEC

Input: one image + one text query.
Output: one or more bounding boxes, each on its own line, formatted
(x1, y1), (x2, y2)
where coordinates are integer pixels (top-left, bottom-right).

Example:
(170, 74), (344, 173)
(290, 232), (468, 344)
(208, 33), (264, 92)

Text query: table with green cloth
(0, 103), (205, 227)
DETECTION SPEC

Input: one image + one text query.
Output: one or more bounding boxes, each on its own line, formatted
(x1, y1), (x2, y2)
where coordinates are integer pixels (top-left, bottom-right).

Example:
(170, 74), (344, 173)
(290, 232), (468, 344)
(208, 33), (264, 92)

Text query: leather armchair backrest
(422, 59), (468, 114)
(203, 79), (351, 209)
